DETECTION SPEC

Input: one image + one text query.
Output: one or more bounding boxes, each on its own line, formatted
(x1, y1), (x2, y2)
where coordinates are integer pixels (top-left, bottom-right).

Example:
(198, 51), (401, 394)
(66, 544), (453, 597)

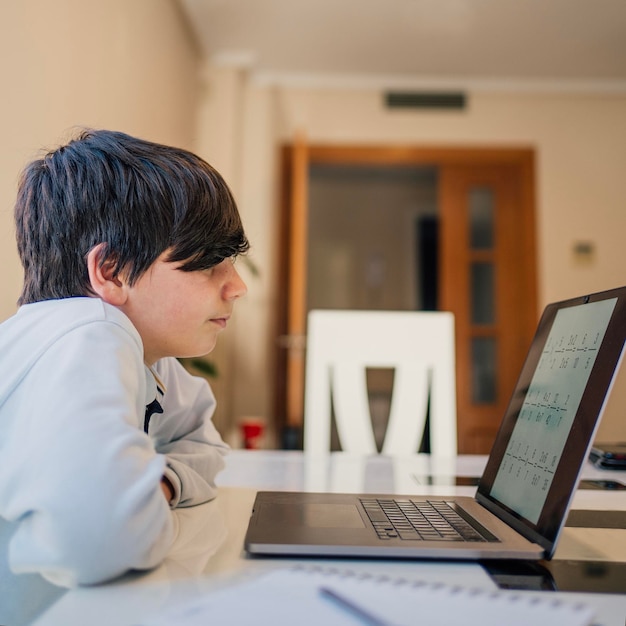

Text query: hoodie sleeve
(0, 319), (175, 587)
(149, 358), (229, 508)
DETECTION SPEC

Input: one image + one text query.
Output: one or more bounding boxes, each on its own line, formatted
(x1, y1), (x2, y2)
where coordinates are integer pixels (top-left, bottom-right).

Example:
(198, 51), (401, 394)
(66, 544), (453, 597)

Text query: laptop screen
(489, 297), (617, 523)
(476, 287), (626, 554)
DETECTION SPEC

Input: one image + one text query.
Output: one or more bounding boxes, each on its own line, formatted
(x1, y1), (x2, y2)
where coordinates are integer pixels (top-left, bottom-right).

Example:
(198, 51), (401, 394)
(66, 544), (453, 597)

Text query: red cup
(240, 418), (265, 449)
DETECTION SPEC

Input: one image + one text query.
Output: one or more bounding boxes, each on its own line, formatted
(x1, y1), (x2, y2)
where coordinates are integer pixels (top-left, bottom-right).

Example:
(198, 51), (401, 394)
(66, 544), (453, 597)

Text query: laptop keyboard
(360, 498), (488, 542)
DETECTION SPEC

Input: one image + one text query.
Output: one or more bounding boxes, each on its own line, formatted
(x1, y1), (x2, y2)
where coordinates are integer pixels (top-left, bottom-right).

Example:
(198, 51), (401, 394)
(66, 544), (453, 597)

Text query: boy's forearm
(163, 447), (227, 507)
(151, 357), (229, 507)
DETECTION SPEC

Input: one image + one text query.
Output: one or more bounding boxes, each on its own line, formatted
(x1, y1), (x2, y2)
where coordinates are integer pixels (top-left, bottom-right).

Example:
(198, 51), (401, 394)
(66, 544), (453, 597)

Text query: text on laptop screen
(489, 297), (618, 524)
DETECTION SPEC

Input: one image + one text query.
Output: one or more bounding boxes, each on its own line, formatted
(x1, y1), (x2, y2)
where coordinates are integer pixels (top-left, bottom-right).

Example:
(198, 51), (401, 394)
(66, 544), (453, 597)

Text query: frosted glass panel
(469, 188), (494, 249)
(471, 263), (494, 324)
(472, 337), (496, 403)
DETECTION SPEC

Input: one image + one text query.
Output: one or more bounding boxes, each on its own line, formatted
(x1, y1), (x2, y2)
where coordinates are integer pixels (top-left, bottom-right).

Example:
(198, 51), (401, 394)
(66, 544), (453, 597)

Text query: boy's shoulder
(4, 297), (134, 331)
(0, 298), (144, 409)
(0, 297), (142, 360)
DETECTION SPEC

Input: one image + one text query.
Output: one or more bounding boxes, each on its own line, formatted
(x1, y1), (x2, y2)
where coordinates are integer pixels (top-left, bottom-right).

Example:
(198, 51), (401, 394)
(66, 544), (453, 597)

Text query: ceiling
(178, 0), (626, 92)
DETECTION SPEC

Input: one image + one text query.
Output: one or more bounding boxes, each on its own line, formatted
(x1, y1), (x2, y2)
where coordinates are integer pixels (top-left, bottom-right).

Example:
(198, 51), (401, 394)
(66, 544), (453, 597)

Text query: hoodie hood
(0, 298), (142, 410)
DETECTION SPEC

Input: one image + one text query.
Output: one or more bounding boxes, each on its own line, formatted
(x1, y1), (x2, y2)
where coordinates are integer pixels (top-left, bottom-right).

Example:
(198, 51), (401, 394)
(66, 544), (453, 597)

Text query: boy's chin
(185, 339), (219, 359)
(181, 349), (214, 360)
(179, 344), (217, 361)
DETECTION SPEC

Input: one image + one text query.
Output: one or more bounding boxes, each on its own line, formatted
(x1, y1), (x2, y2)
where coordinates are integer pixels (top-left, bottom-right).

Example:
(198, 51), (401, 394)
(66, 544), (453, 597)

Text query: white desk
(4, 451), (626, 626)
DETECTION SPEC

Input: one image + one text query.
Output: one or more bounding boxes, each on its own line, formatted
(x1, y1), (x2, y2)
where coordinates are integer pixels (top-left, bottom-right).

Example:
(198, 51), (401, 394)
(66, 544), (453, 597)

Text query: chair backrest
(303, 310), (457, 457)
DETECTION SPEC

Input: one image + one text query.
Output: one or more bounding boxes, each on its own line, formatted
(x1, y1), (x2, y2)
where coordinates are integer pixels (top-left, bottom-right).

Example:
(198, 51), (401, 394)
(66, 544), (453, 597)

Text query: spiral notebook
(139, 566), (594, 626)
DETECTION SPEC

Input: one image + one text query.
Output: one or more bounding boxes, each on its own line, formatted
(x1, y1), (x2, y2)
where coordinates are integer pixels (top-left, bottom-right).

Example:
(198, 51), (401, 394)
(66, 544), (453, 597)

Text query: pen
(319, 586), (394, 626)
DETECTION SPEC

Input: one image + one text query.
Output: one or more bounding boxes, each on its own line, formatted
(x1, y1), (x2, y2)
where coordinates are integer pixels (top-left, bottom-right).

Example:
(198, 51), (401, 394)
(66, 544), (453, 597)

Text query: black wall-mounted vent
(385, 91), (467, 110)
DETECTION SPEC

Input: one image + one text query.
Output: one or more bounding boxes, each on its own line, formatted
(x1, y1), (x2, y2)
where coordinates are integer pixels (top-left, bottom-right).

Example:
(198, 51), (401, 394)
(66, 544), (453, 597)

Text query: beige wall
(199, 69), (626, 443)
(271, 88), (626, 305)
(0, 0), (201, 322)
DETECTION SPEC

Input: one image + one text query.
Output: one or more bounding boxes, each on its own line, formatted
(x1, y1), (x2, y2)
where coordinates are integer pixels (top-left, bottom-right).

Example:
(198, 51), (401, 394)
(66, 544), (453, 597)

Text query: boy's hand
(160, 477), (174, 503)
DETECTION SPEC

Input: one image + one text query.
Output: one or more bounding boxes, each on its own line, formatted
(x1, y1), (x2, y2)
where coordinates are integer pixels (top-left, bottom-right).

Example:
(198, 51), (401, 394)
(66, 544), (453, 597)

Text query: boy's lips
(210, 315), (230, 329)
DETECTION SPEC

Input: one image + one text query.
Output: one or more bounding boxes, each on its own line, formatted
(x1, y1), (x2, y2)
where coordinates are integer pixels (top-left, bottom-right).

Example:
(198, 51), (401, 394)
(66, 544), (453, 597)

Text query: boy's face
(118, 252), (247, 365)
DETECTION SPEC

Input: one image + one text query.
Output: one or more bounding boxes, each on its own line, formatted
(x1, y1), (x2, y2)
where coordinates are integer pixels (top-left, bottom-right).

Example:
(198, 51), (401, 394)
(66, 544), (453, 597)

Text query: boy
(0, 129), (248, 587)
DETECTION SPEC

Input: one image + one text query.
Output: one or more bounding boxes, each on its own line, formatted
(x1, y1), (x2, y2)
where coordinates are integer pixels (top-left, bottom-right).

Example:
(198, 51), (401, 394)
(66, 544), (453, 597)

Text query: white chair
(303, 310), (457, 459)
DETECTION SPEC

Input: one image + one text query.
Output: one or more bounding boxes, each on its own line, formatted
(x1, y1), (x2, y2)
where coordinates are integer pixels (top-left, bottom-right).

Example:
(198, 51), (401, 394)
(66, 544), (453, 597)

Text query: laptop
(245, 287), (626, 561)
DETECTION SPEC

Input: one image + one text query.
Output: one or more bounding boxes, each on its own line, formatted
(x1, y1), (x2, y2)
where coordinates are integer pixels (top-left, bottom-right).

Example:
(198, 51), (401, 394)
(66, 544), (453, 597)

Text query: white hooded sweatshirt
(0, 297), (228, 587)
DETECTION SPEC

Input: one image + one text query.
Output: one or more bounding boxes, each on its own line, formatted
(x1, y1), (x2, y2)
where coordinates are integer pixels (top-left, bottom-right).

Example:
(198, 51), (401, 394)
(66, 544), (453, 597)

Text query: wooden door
(439, 161), (538, 453)
(276, 144), (537, 453)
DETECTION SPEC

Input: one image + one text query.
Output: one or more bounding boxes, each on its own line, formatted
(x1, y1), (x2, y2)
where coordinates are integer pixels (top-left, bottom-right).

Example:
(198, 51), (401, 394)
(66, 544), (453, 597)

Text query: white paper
(137, 566), (594, 626)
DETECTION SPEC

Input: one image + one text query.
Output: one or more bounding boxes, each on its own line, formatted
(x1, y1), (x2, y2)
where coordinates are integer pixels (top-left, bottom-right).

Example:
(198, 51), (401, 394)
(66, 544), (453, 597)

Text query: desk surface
(4, 451), (625, 626)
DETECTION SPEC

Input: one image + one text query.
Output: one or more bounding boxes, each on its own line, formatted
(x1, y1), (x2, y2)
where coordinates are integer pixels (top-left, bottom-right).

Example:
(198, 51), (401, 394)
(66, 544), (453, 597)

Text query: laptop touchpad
(260, 503), (365, 528)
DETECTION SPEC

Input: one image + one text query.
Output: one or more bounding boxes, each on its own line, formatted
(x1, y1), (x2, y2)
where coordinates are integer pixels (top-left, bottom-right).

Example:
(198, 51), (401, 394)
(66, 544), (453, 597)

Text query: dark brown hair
(15, 129), (249, 304)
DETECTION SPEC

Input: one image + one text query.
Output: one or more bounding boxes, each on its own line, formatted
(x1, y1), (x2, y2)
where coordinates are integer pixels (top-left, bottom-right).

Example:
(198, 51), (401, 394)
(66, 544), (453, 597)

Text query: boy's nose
(227, 266), (247, 300)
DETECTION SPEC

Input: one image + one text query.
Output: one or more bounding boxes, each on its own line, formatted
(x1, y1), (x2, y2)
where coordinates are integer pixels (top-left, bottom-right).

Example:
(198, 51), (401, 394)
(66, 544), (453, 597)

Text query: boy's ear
(87, 243), (129, 306)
